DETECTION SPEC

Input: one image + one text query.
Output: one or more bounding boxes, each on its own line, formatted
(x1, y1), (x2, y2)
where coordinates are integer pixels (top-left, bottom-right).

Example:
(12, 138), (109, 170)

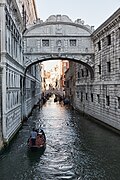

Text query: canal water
(0, 96), (120, 180)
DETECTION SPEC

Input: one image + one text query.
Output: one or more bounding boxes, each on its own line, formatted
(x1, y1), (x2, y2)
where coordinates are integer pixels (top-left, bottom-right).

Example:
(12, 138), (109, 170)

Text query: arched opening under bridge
(24, 57), (94, 78)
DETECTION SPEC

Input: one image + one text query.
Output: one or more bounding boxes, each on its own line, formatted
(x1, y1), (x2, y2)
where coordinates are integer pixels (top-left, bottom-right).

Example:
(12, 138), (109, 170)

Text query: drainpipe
(0, 29), (3, 144)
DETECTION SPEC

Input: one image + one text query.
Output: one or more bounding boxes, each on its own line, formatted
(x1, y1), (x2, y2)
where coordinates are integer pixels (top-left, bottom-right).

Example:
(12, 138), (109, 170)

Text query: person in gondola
(30, 128), (37, 145)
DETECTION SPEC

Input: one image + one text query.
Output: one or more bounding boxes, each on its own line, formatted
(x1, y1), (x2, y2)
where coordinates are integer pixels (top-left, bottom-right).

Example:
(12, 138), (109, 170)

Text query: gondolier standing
(30, 128), (37, 145)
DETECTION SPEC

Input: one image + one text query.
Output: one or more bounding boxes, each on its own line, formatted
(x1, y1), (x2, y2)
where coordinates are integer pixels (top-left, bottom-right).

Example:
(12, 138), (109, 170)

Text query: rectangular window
(98, 65), (101, 74)
(106, 95), (110, 106)
(97, 94), (100, 103)
(98, 41), (101, 51)
(91, 93), (93, 102)
(107, 34), (111, 46)
(86, 93), (88, 100)
(70, 39), (76, 46)
(107, 61), (111, 72)
(8, 37), (10, 53)
(81, 92), (83, 102)
(119, 28), (120, 39)
(118, 97), (120, 109)
(76, 92), (79, 98)
(81, 69), (84, 77)
(119, 58), (120, 69)
(78, 71), (80, 78)
(42, 40), (49, 47)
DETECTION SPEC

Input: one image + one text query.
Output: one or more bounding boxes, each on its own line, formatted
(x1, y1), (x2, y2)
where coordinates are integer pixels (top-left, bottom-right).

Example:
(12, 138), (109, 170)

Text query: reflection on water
(0, 96), (120, 179)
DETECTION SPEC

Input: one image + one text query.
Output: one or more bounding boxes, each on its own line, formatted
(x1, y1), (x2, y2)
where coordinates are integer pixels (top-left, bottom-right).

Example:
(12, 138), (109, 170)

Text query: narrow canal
(0, 95), (120, 180)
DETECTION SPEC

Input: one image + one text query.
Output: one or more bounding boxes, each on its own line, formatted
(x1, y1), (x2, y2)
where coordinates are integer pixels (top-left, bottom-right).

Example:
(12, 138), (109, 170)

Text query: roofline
(24, 21), (93, 36)
(92, 8), (120, 37)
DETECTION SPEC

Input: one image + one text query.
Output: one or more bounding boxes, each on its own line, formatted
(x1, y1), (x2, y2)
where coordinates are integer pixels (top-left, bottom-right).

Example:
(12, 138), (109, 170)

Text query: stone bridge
(45, 89), (64, 98)
(23, 15), (95, 78)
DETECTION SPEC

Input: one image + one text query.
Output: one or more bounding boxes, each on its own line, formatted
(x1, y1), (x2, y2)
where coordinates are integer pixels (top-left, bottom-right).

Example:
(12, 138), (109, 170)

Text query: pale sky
(35, 0), (120, 29)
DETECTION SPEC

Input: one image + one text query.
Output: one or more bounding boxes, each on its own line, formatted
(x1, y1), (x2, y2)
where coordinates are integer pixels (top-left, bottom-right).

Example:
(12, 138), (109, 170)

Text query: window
(106, 96), (110, 106)
(81, 69), (84, 77)
(81, 92), (83, 102)
(86, 93), (88, 100)
(107, 34), (111, 46)
(107, 62), (111, 72)
(70, 39), (76, 46)
(97, 94), (100, 103)
(78, 72), (80, 78)
(98, 65), (101, 74)
(118, 97), (120, 109)
(91, 93), (93, 102)
(98, 41), (101, 51)
(42, 40), (49, 47)
(118, 28), (120, 39)
(8, 37), (10, 53)
(119, 58), (120, 69)
(76, 92), (79, 98)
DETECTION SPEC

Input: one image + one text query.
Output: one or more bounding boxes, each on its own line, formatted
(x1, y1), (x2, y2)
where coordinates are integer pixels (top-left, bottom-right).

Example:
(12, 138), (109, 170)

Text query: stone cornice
(23, 35), (91, 38)
(91, 8), (120, 41)
(24, 20), (93, 36)
(5, 5), (23, 33)
(9, 1), (23, 27)
(5, 53), (25, 71)
(76, 81), (120, 86)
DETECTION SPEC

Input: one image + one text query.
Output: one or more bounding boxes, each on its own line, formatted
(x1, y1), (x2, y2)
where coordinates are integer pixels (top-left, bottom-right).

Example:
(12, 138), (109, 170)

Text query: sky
(35, 0), (120, 70)
(42, 60), (60, 71)
(35, 0), (120, 29)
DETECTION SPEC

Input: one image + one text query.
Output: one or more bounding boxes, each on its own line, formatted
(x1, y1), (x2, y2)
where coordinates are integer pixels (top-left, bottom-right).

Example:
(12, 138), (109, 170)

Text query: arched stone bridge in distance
(45, 88), (64, 98)
(23, 14), (95, 78)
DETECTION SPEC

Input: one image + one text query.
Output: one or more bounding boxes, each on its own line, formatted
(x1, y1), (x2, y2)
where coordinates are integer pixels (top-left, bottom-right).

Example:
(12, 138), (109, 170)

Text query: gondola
(27, 129), (46, 151)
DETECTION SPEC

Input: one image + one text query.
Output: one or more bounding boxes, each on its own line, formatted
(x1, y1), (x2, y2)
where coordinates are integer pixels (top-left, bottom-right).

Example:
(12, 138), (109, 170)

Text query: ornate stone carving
(56, 39), (62, 47)
(46, 15), (72, 23)
(56, 24), (63, 34)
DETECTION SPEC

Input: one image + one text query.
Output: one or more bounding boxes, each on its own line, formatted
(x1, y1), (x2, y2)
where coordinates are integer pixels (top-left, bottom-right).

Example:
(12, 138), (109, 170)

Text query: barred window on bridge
(69, 39), (76, 46)
(42, 40), (49, 47)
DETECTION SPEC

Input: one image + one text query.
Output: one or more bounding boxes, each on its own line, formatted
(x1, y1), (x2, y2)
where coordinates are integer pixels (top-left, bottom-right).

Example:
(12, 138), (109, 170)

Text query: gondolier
(30, 128), (37, 145)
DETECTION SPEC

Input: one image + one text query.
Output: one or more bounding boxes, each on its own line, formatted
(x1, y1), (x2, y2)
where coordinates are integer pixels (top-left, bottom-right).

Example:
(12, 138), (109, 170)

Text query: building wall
(0, 0), (40, 148)
(65, 61), (76, 103)
(0, 1), (24, 144)
(60, 60), (69, 91)
(25, 64), (42, 116)
(73, 8), (120, 131)
(16, 0), (37, 25)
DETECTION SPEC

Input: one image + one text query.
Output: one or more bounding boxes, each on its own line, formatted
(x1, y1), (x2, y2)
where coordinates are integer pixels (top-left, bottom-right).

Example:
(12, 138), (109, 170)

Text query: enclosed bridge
(23, 15), (95, 78)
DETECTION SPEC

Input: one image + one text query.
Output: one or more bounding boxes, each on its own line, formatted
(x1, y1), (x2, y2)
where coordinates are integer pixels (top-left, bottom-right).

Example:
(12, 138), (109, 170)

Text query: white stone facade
(0, 1), (23, 145)
(0, 0), (41, 147)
